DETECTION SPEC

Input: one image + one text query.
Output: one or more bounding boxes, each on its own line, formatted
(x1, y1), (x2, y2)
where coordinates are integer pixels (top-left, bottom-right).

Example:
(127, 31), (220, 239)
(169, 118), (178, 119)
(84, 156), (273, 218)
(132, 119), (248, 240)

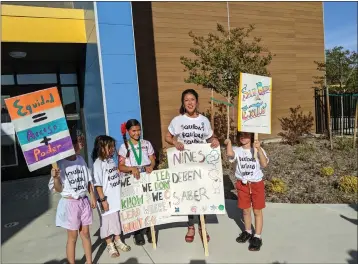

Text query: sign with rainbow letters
(4, 87), (75, 172)
(237, 72), (272, 134)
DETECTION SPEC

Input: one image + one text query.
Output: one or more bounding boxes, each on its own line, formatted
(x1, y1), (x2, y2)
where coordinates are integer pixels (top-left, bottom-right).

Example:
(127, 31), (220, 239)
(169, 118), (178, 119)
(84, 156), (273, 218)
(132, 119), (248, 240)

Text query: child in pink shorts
(49, 134), (96, 264)
(92, 135), (131, 258)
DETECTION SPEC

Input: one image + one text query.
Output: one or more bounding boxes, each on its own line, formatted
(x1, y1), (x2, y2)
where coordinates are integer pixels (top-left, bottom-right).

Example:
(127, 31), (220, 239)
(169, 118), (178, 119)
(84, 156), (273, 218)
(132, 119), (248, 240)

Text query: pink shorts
(56, 196), (93, 230)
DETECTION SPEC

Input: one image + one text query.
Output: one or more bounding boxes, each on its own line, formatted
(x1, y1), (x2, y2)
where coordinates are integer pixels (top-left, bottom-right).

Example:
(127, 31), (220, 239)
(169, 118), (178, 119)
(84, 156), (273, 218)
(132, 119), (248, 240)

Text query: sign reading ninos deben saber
(4, 87), (75, 172)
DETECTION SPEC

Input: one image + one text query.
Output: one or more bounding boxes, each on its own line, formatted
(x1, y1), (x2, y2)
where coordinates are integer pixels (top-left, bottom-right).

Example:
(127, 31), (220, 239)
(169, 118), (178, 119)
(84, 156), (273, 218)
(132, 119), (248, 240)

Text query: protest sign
(238, 72), (272, 134)
(166, 144), (225, 215)
(4, 87), (75, 171)
(120, 170), (187, 235)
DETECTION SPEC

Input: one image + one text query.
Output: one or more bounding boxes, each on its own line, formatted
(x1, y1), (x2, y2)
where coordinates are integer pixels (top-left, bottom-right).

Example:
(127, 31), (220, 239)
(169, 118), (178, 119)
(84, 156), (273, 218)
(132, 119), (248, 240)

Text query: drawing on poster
(4, 87), (75, 171)
(238, 73), (272, 134)
(167, 144), (226, 215)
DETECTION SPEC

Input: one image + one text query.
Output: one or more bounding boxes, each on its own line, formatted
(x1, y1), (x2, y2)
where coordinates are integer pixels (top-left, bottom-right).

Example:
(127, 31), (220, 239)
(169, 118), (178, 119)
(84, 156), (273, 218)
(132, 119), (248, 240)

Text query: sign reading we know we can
(4, 87), (75, 172)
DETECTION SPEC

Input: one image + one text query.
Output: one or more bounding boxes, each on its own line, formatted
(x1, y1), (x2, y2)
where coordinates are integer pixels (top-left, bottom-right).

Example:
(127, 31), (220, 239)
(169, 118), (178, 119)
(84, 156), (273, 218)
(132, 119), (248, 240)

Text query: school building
(1, 1), (324, 181)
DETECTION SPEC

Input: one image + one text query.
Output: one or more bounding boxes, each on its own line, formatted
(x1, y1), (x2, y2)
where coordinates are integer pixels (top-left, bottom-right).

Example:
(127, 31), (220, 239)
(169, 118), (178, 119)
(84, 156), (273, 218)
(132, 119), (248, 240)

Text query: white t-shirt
(229, 146), (269, 183)
(168, 114), (213, 144)
(48, 155), (92, 199)
(92, 158), (121, 216)
(118, 139), (154, 168)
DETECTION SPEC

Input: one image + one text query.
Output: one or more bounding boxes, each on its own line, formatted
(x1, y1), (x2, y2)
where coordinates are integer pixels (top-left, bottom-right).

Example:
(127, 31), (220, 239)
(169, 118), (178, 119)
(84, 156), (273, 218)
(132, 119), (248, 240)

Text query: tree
(313, 46), (358, 136)
(180, 23), (274, 139)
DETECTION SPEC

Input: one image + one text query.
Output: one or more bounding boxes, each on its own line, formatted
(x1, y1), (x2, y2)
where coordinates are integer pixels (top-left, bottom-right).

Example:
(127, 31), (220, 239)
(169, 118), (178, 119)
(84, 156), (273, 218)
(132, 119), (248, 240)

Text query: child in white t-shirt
(92, 135), (131, 258)
(225, 132), (269, 252)
(118, 119), (156, 246)
(48, 134), (96, 264)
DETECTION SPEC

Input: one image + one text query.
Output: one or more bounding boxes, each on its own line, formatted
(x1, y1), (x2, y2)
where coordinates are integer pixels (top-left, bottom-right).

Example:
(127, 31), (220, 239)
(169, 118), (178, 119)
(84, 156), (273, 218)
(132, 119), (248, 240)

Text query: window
(1, 75), (15, 85)
(1, 123), (18, 167)
(17, 74), (57, 85)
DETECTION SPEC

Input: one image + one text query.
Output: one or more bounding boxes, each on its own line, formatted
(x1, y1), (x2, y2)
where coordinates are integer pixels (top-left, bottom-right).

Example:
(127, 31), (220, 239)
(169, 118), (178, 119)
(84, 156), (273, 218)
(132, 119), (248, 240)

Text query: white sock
(254, 234), (261, 239)
(245, 229), (252, 234)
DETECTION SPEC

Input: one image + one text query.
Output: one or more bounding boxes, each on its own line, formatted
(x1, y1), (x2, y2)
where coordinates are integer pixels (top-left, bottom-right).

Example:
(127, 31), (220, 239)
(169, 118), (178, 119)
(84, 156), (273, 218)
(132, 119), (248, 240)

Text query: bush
(267, 178), (287, 194)
(294, 143), (316, 161)
(320, 166), (334, 177)
(338, 176), (358, 193)
(157, 148), (168, 170)
(278, 105), (314, 145)
(334, 137), (354, 151)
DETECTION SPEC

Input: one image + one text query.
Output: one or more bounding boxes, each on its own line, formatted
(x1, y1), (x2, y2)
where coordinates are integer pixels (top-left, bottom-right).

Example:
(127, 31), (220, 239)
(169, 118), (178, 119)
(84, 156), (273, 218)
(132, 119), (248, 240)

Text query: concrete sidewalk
(1, 176), (357, 264)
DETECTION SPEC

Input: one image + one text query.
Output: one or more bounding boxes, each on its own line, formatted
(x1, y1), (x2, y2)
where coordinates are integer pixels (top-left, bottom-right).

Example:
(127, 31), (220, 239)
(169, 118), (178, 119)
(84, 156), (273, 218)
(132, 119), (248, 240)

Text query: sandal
(114, 239), (131, 252)
(106, 242), (120, 258)
(185, 226), (195, 243)
(199, 227), (210, 242)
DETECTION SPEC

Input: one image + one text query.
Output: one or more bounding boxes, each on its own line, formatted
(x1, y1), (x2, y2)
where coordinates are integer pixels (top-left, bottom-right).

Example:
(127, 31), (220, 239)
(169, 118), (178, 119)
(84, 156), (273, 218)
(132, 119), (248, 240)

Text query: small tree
(180, 24), (274, 138)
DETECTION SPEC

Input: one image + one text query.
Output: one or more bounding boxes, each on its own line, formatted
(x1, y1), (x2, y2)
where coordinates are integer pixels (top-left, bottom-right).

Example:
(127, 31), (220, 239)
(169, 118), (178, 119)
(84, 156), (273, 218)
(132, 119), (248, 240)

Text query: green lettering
(13, 99), (27, 117)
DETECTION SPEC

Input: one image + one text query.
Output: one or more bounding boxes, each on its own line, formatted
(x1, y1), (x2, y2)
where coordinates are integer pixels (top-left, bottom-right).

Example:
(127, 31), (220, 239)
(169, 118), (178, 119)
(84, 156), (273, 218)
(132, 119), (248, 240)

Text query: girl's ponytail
(121, 123), (130, 158)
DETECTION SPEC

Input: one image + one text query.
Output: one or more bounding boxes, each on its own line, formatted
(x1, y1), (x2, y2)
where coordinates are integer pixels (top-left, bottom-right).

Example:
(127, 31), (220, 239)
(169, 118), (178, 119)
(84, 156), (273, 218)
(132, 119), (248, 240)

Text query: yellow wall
(1, 4), (86, 43)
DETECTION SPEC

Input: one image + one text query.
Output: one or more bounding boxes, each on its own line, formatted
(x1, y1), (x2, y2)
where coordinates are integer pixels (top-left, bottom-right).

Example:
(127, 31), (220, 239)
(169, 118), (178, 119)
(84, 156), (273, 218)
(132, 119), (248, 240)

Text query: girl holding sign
(118, 119), (156, 246)
(165, 89), (219, 243)
(48, 131), (96, 264)
(224, 132), (268, 251)
(92, 135), (131, 258)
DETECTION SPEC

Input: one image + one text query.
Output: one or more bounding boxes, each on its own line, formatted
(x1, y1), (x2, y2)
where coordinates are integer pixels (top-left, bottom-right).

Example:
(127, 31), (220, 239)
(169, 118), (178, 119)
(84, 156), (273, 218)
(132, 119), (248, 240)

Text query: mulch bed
(223, 137), (358, 204)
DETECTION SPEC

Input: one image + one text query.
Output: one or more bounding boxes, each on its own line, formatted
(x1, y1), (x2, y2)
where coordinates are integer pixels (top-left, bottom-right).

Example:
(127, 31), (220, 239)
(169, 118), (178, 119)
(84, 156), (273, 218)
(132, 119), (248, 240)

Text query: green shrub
(294, 143), (316, 161)
(320, 166), (334, 177)
(335, 137), (354, 151)
(267, 178), (287, 194)
(157, 148), (168, 170)
(338, 176), (358, 193)
(278, 105), (314, 145)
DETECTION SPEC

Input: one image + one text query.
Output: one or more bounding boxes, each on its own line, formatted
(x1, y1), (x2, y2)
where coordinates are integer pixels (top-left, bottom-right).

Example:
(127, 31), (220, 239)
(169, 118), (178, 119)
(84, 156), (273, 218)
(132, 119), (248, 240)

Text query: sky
(324, 1), (357, 52)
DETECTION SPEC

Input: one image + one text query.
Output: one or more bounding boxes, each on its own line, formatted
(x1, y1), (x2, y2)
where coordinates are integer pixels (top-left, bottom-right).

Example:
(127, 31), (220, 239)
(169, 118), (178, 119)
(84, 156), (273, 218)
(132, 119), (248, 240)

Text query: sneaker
(248, 236), (263, 251)
(236, 231), (253, 243)
(133, 232), (145, 246)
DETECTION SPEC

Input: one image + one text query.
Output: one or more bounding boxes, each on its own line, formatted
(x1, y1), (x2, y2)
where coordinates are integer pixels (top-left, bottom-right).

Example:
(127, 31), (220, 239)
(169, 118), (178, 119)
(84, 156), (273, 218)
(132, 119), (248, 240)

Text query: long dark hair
(121, 119), (141, 158)
(91, 135), (116, 162)
(179, 89), (199, 115)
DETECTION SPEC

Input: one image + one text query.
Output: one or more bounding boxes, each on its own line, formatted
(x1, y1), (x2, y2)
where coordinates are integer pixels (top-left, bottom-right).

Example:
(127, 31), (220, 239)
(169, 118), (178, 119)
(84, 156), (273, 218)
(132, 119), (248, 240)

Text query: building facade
(1, 1), (324, 181)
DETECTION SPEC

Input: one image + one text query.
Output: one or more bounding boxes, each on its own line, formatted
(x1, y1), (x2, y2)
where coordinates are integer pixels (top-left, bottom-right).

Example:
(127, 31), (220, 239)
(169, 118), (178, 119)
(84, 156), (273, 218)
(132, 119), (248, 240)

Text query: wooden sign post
(151, 225), (156, 249)
(200, 215), (209, 256)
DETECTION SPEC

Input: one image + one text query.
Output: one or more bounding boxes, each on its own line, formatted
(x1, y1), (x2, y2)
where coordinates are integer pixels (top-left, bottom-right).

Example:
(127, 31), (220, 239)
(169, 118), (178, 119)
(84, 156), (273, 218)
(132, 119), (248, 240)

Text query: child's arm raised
(224, 139), (236, 160)
(254, 140), (268, 168)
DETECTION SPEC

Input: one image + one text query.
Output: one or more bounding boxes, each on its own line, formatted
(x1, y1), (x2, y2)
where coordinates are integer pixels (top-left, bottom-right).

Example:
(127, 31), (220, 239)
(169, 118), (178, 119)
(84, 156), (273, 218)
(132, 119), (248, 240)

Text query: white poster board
(238, 72), (272, 134)
(167, 144), (226, 215)
(120, 170), (187, 234)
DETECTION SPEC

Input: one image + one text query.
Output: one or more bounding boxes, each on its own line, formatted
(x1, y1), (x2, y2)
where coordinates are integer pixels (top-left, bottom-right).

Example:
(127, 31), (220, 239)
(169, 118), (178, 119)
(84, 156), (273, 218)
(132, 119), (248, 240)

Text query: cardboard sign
(167, 144), (226, 215)
(237, 72), (272, 134)
(4, 87), (75, 171)
(120, 170), (187, 234)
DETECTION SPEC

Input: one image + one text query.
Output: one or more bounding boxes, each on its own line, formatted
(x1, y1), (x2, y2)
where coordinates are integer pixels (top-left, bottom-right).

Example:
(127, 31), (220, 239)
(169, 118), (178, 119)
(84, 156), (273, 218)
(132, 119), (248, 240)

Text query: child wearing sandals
(92, 135), (131, 258)
(118, 119), (156, 246)
(48, 131), (96, 264)
(224, 132), (269, 251)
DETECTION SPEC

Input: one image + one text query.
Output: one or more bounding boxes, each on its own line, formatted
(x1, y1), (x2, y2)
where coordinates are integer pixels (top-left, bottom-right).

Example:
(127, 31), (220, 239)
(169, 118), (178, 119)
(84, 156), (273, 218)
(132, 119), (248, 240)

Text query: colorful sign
(167, 144), (226, 215)
(120, 170), (187, 234)
(4, 87), (75, 171)
(238, 72), (272, 134)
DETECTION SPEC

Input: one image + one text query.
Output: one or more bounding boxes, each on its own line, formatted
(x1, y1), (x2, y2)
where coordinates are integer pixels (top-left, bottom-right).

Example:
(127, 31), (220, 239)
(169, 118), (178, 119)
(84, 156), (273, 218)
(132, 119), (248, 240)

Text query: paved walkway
(1, 176), (357, 264)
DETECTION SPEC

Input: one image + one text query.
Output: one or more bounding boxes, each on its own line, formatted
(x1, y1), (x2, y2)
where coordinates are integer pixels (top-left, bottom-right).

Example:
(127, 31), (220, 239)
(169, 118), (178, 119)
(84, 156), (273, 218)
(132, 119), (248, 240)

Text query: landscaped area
(223, 136), (358, 204)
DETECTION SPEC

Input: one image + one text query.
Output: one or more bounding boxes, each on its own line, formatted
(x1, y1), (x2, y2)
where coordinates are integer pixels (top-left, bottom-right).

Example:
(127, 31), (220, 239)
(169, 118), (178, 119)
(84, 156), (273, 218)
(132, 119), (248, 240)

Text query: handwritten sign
(238, 72), (272, 134)
(4, 87), (75, 171)
(167, 144), (226, 215)
(120, 170), (187, 234)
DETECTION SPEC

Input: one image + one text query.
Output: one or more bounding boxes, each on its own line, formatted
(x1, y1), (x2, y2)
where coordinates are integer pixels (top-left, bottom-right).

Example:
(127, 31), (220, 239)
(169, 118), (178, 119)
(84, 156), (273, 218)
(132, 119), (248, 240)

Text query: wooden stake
(353, 101), (358, 149)
(254, 133), (259, 159)
(325, 87), (333, 150)
(200, 214), (209, 257)
(151, 225), (156, 249)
